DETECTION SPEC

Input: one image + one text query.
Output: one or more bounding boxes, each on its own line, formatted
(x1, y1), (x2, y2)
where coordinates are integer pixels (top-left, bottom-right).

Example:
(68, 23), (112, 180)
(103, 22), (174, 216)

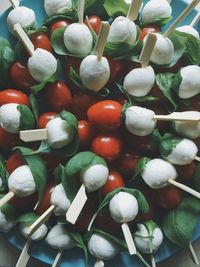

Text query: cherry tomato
(107, 57), (125, 85)
(176, 162), (196, 182)
(126, 61), (141, 75)
(151, 84), (166, 103)
(38, 112), (58, 129)
(6, 153), (25, 174)
(195, 137), (200, 151)
(45, 81), (72, 112)
(36, 181), (55, 215)
(41, 154), (68, 172)
(0, 128), (21, 151)
(116, 96), (128, 106)
(88, 100), (122, 131)
(140, 25), (161, 41)
(50, 20), (71, 35)
(155, 186), (182, 210)
(0, 89), (30, 106)
(101, 170), (125, 197)
(92, 133), (123, 162)
(10, 193), (38, 214)
(30, 32), (53, 52)
(78, 120), (96, 148)
(95, 209), (121, 233)
(84, 15), (102, 34)
(179, 94), (200, 112)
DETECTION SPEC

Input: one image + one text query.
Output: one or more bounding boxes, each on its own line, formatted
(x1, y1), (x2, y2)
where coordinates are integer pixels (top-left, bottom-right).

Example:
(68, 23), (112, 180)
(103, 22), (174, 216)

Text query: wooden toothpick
(9, 0), (19, 9)
(0, 191), (15, 209)
(94, 259), (104, 267)
(127, 0), (143, 21)
(15, 239), (31, 267)
(139, 33), (157, 68)
(78, 0), (85, 24)
(189, 242), (200, 265)
(154, 112), (200, 122)
(168, 179), (200, 199)
(52, 249), (63, 267)
(121, 223), (137, 255)
(150, 253), (156, 267)
(190, 10), (200, 27)
(95, 22), (110, 61)
(20, 129), (48, 142)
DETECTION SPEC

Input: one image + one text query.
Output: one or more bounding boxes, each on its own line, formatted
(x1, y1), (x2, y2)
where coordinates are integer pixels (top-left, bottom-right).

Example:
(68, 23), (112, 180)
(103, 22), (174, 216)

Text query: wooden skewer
(190, 10), (200, 27)
(78, 0), (85, 24)
(20, 129), (48, 142)
(15, 239), (31, 267)
(94, 259), (104, 267)
(150, 253), (156, 267)
(95, 22), (110, 61)
(9, 0), (19, 8)
(195, 156), (200, 162)
(66, 184), (88, 224)
(168, 179), (200, 199)
(189, 242), (200, 265)
(121, 223), (137, 255)
(163, 0), (200, 38)
(0, 191), (15, 209)
(154, 112), (200, 122)
(26, 205), (56, 238)
(13, 23), (35, 56)
(52, 249), (63, 267)
(127, 0), (143, 21)
(139, 33), (157, 68)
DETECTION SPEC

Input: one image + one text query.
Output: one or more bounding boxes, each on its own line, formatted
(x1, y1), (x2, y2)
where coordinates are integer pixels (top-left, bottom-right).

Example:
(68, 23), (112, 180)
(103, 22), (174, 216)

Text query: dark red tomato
(107, 57), (125, 85)
(176, 162), (196, 182)
(140, 25), (161, 41)
(126, 61), (141, 75)
(6, 153), (25, 174)
(101, 170), (125, 197)
(45, 81), (72, 112)
(92, 133), (123, 162)
(87, 100), (122, 131)
(154, 60), (182, 74)
(0, 89), (30, 106)
(95, 209), (121, 233)
(10, 61), (37, 91)
(10, 193), (38, 214)
(38, 112), (58, 129)
(41, 154), (68, 172)
(116, 150), (140, 177)
(84, 15), (102, 34)
(0, 128), (21, 151)
(151, 84), (166, 103)
(116, 96), (128, 106)
(36, 181), (55, 215)
(78, 120), (96, 148)
(155, 186), (182, 210)
(65, 57), (82, 95)
(50, 20), (71, 35)
(195, 137), (200, 151)
(30, 32), (53, 52)
(179, 94), (200, 112)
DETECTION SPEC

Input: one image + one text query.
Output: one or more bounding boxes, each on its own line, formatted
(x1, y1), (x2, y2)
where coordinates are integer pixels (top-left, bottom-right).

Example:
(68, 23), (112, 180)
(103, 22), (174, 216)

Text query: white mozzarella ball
(80, 164), (109, 192)
(46, 117), (74, 149)
(21, 224), (48, 241)
(134, 224), (163, 254)
(88, 234), (119, 260)
(50, 184), (71, 216)
(123, 66), (155, 97)
(7, 6), (36, 34)
(0, 104), (20, 134)
(178, 65), (200, 99)
(141, 159), (177, 189)
(28, 48), (57, 83)
(174, 112), (200, 139)
(0, 178), (2, 188)
(0, 211), (15, 233)
(141, 0), (172, 24)
(176, 26), (199, 39)
(147, 33), (174, 65)
(125, 106), (156, 136)
(44, 0), (72, 16)
(80, 55), (110, 92)
(8, 165), (36, 197)
(108, 16), (137, 44)
(64, 23), (93, 55)
(109, 192), (139, 223)
(45, 224), (75, 250)
(164, 139), (198, 165)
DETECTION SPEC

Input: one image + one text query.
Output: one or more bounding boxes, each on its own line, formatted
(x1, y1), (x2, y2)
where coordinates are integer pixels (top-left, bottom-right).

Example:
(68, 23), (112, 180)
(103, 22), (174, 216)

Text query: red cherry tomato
(38, 112), (58, 129)
(6, 153), (26, 174)
(10, 193), (38, 214)
(126, 61), (141, 75)
(78, 120), (96, 148)
(151, 84), (166, 103)
(195, 137), (200, 151)
(41, 154), (68, 172)
(176, 162), (196, 182)
(92, 133), (123, 162)
(30, 32), (53, 52)
(84, 15), (102, 34)
(140, 25), (161, 41)
(155, 186), (182, 210)
(36, 181), (55, 215)
(0, 89), (30, 106)
(50, 20), (71, 35)
(0, 128), (21, 151)
(101, 170), (125, 197)
(95, 209), (121, 233)
(107, 57), (125, 85)
(87, 100), (122, 130)
(45, 81), (72, 112)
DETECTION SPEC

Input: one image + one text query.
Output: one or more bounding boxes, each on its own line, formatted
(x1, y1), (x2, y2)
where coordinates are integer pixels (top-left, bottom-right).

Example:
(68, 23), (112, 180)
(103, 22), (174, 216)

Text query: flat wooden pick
(127, 0), (143, 21)
(189, 242), (200, 265)
(66, 184), (88, 224)
(168, 179), (200, 199)
(195, 156), (200, 162)
(154, 112), (200, 122)
(121, 223), (137, 255)
(190, 10), (200, 27)
(78, 0), (85, 24)
(9, 0), (19, 8)
(0, 191), (15, 209)
(150, 253), (156, 267)
(13, 23), (35, 56)
(139, 33), (157, 68)
(15, 239), (31, 267)
(52, 249), (63, 267)
(95, 22), (110, 61)
(20, 129), (48, 142)
(94, 259), (104, 267)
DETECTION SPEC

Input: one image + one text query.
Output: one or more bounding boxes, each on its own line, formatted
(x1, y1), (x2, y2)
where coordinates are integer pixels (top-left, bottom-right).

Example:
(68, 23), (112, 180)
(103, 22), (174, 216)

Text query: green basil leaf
(17, 105), (35, 131)
(103, 0), (129, 17)
(51, 26), (68, 55)
(133, 157), (151, 179)
(29, 94), (39, 124)
(17, 212), (39, 226)
(53, 164), (65, 185)
(150, 129), (163, 153)
(60, 111), (78, 129)
(0, 195), (17, 222)
(131, 95), (158, 103)
(144, 220), (158, 237)
(159, 134), (182, 158)
(69, 67), (84, 90)
(141, 17), (172, 27)
(0, 156), (8, 193)
(192, 163), (200, 192)
(85, 0), (108, 18)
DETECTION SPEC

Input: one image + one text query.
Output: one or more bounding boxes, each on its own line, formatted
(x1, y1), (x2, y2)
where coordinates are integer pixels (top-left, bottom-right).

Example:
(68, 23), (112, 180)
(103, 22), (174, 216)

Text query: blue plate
(1, 0), (200, 266)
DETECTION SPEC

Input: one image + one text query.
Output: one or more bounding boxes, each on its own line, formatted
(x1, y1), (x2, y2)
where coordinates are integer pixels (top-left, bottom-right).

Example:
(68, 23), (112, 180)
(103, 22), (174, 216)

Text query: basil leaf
(141, 17), (172, 27)
(131, 95), (158, 103)
(53, 164), (66, 185)
(0, 195), (17, 222)
(159, 134), (182, 157)
(85, 0), (108, 18)
(17, 105), (35, 131)
(133, 157), (151, 179)
(0, 156), (8, 193)
(144, 220), (158, 237)
(60, 110), (78, 129)
(51, 26), (68, 56)
(17, 212), (39, 226)
(150, 129), (162, 153)
(29, 94), (39, 124)
(43, 12), (78, 27)
(103, 0), (129, 17)
(69, 67), (84, 90)
(192, 163), (200, 192)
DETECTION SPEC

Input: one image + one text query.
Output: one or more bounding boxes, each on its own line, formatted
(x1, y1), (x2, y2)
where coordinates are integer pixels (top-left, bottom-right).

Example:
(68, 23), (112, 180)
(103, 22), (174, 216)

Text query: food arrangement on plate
(0, 0), (200, 266)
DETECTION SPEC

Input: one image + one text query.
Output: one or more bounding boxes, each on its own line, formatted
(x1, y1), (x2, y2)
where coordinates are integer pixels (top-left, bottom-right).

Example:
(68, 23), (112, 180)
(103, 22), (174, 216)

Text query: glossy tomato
(45, 81), (72, 112)
(36, 181), (55, 215)
(41, 154), (68, 172)
(38, 112), (58, 129)
(101, 170), (125, 197)
(0, 89), (30, 106)
(50, 20), (71, 35)
(155, 186), (182, 210)
(10, 193), (38, 214)
(6, 153), (25, 174)
(84, 15), (102, 34)
(140, 24), (161, 41)
(78, 120), (96, 148)
(95, 209), (121, 233)
(30, 32), (53, 52)
(107, 57), (125, 85)
(0, 128), (21, 151)
(87, 100), (122, 130)
(176, 162), (196, 182)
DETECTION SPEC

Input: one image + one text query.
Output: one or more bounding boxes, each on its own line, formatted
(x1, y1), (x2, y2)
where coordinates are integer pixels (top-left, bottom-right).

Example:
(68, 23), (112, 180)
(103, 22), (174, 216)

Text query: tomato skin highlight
(140, 24), (161, 41)
(36, 181), (55, 215)
(6, 153), (26, 174)
(84, 15), (102, 34)
(78, 120), (96, 148)
(30, 32), (53, 52)
(0, 128), (21, 151)
(87, 100), (122, 131)
(38, 112), (58, 129)
(101, 170), (125, 197)
(0, 89), (30, 106)
(155, 186), (182, 210)
(176, 162), (196, 182)
(50, 20), (71, 35)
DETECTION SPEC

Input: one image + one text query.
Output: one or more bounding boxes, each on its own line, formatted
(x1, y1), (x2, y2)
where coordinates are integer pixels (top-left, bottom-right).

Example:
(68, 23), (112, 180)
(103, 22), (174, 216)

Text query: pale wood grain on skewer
(139, 33), (157, 68)
(121, 223), (137, 255)
(9, 0), (19, 9)
(195, 156), (200, 162)
(150, 253), (156, 267)
(15, 239), (31, 267)
(0, 191), (15, 209)
(96, 22), (110, 61)
(20, 129), (48, 142)
(154, 112), (200, 122)
(189, 242), (200, 265)
(94, 259), (104, 267)
(190, 10), (200, 27)
(127, 0), (143, 21)
(78, 0), (85, 24)
(168, 179), (200, 199)
(52, 249), (63, 267)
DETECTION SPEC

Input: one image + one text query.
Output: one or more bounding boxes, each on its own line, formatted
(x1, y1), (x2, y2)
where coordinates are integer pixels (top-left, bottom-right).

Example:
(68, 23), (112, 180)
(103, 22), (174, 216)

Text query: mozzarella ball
(108, 16), (137, 45)
(80, 55), (110, 92)
(44, 0), (72, 17)
(64, 23), (93, 56)
(174, 112), (200, 139)
(134, 224), (163, 254)
(88, 234), (119, 260)
(46, 117), (75, 149)
(141, 159), (177, 189)
(45, 224), (75, 250)
(21, 224), (48, 241)
(50, 184), (71, 216)
(178, 65), (200, 99)
(125, 106), (156, 136)
(142, 0), (172, 24)
(163, 139), (198, 165)
(8, 165), (36, 197)
(28, 48), (57, 83)
(0, 211), (15, 233)
(0, 178), (2, 188)
(147, 33), (174, 65)
(7, 6), (36, 34)
(109, 192), (139, 223)
(80, 164), (109, 192)
(124, 66), (155, 97)
(176, 26), (199, 39)
(0, 104), (20, 134)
